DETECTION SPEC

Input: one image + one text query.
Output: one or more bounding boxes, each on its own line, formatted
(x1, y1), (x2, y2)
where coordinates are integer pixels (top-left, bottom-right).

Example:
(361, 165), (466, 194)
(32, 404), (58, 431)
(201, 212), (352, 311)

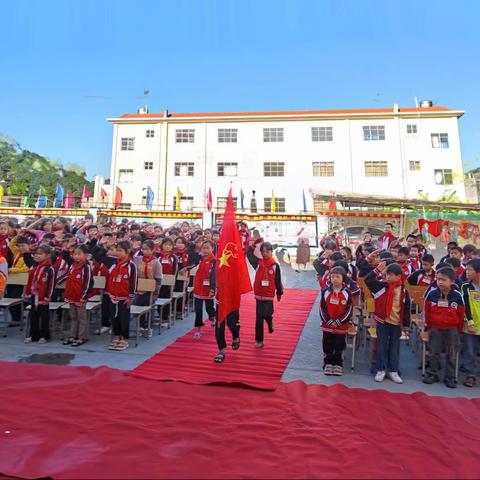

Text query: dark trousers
(6, 285), (23, 323)
(159, 285), (171, 320)
(110, 300), (130, 339)
(194, 297), (215, 327)
(134, 292), (150, 328)
(215, 309), (240, 350)
(29, 299), (50, 341)
(428, 328), (459, 379)
(255, 299), (274, 343)
(322, 331), (346, 367)
(376, 322), (401, 373)
(101, 295), (111, 327)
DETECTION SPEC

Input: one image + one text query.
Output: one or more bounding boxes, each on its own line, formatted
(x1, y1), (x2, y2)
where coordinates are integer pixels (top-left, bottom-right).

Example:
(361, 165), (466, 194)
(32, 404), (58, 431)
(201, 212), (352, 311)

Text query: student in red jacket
(158, 237), (178, 323)
(365, 261), (411, 384)
(407, 254), (435, 286)
(247, 241), (284, 348)
(423, 267), (465, 388)
(63, 245), (94, 347)
(320, 266), (353, 376)
(24, 245), (55, 344)
(193, 240), (216, 338)
(95, 240), (138, 351)
(0, 221), (12, 266)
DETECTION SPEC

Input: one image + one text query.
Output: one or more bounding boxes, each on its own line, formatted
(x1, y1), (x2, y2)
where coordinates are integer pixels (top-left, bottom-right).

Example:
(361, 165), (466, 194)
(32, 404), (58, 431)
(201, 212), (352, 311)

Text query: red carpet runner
(128, 288), (318, 390)
(1, 362), (479, 479)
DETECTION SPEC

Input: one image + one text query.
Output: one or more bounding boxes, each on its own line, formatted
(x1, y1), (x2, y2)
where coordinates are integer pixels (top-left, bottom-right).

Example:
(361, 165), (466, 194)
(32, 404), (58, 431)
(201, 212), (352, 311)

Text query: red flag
(100, 188), (108, 199)
(206, 187), (213, 212)
(64, 192), (73, 209)
(80, 186), (91, 207)
(216, 189), (252, 323)
(114, 186), (123, 209)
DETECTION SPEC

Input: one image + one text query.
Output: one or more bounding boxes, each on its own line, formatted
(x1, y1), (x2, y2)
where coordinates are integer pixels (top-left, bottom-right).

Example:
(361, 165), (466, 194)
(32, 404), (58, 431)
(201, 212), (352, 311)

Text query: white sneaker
(95, 326), (110, 335)
(374, 370), (386, 382)
(388, 372), (403, 384)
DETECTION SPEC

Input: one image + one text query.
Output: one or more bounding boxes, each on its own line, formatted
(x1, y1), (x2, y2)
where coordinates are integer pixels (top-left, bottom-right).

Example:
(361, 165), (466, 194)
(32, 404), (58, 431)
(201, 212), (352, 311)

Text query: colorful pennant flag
(114, 186), (123, 209)
(176, 187), (182, 211)
(64, 192), (74, 209)
(53, 184), (64, 208)
(80, 186), (91, 208)
(271, 190), (276, 213)
(206, 187), (212, 212)
(146, 186), (154, 210)
(302, 189), (307, 212)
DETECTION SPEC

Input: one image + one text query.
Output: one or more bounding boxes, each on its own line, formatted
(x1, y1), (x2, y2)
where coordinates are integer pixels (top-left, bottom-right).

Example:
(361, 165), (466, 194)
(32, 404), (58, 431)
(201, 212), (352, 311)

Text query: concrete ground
(0, 263), (478, 399)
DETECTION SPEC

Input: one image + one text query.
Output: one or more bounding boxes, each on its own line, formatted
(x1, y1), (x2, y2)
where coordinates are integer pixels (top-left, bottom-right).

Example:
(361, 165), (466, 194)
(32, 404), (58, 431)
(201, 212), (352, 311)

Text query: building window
(364, 161), (388, 177)
(175, 129), (195, 143)
(312, 162), (334, 177)
(409, 161), (421, 171)
(174, 162), (194, 176)
(312, 127), (333, 142)
(216, 197), (238, 210)
(172, 196), (194, 211)
(118, 169), (134, 183)
(431, 133), (449, 149)
(363, 125), (385, 141)
(218, 128), (238, 143)
(146, 129), (155, 138)
(217, 162), (238, 177)
(406, 124), (417, 134)
(117, 203), (132, 210)
(141, 195), (147, 205)
(263, 162), (285, 177)
(434, 169), (453, 185)
(144, 161), (153, 170)
(263, 128), (284, 142)
(120, 137), (135, 151)
(264, 197), (286, 213)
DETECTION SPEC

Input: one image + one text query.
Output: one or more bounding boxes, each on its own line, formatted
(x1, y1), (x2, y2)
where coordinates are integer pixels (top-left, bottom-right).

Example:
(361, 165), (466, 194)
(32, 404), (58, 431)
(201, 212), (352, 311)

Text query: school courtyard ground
(0, 263), (477, 400)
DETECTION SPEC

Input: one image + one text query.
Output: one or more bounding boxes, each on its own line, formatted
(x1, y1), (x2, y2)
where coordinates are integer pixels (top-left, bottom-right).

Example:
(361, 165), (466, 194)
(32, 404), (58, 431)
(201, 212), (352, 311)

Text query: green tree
(0, 135), (93, 204)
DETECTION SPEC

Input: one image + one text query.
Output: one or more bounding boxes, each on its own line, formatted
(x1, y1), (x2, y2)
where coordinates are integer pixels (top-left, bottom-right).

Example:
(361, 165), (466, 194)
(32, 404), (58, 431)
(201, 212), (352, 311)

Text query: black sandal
(63, 337), (75, 345)
(232, 338), (240, 350)
(72, 339), (87, 347)
(214, 352), (225, 363)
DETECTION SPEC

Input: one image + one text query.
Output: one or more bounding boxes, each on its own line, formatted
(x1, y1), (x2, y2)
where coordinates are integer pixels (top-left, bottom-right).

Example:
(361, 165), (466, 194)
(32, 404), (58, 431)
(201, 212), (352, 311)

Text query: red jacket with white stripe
(424, 286), (465, 330)
(364, 267), (411, 327)
(193, 254), (216, 299)
(106, 258), (138, 303)
(25, 261), (55, 305)
(158, 251), (177, 275)
(64, 260), (94, 304)
(319, 286), (353, 334)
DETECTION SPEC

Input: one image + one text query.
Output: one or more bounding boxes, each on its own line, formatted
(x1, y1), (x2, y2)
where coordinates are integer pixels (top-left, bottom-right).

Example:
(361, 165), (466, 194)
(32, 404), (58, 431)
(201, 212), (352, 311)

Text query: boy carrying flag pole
(213, 189), (252, 363)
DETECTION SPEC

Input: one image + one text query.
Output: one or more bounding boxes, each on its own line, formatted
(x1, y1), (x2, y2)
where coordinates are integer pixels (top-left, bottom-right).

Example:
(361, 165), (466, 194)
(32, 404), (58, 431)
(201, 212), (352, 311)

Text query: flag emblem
(219, 242), (239, 268)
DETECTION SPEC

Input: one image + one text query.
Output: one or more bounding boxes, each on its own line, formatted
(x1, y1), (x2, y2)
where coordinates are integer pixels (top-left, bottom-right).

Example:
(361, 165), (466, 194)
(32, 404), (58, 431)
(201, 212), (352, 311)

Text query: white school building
(98, 102), (466, 213)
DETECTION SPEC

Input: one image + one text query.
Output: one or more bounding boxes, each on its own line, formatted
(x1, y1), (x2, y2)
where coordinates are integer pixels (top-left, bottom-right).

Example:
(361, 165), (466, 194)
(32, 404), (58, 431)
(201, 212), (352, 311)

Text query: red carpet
(128, 288), (318, 390)
(1, 362), (479, 479)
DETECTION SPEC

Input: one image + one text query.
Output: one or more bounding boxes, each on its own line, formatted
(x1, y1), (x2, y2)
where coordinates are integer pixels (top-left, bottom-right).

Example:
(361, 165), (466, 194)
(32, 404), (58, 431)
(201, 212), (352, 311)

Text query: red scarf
(259, 257), (276, 269)
(386, 281), (403, 315)
(141, 255), (155, 277)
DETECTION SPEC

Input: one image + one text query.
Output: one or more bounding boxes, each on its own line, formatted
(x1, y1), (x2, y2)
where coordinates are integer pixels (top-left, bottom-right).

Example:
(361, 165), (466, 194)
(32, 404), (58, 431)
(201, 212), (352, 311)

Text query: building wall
(107, 112), (465, 211)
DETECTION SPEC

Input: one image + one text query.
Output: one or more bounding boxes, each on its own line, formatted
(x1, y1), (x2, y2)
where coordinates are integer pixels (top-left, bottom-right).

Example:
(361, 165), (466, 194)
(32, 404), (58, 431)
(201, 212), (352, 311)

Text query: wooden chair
(154, 274), (176, 331)
(186, 265), (198, 312)
(0, 273), (29, 336)
(130, 278), (156, 347)
(172, 270), (189, 321)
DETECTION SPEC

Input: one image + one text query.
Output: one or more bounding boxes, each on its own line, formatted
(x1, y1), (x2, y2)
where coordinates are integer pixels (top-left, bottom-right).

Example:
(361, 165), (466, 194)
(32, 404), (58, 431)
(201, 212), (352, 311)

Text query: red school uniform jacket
(0, 235), (12, 266)
(106, 258), (138, 303)
(25, 261), (55, 305)
(64, 260), (94, 304)
(407, 269), (435, 287)
(193, 254), (216, 300)
(158, 251), (178, 276)
(252, 257), (284, 301)
(424, 286), (465, 331)
(174, 248), (190, 271)
(319, 286), (353, 334)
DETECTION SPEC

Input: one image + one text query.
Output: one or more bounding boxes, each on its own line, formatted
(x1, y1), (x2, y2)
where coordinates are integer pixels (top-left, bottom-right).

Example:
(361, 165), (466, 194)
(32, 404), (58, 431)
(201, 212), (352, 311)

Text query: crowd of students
(0, 214), (284, 362)
(1, 214), (478, 387)
(314, 222), (480, 388)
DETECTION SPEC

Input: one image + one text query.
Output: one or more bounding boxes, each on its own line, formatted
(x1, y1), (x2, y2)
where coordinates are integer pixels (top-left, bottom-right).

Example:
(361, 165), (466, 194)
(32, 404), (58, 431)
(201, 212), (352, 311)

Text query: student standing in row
(319, 266), (353, 376)
(247, 241), (283, 348)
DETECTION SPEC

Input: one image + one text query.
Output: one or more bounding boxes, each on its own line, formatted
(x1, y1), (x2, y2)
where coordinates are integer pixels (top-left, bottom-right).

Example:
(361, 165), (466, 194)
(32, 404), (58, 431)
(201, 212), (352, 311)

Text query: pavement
(0, 263), (478, 399)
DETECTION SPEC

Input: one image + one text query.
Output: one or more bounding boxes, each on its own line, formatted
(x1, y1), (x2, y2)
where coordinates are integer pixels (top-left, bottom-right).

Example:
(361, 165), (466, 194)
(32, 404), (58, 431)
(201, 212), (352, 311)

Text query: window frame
(364, 161), (388, 177)
(431, 133), (449, 149)
(145, 129), (155, 138)
(175, 129), (195, 143)
(311, 126), (333, 142)
(120, 137), (135, 151)
(263, 162), (285, 177)
(218, 128), (238, 143)
(312, 161), (335, 177)
(144, 161), (153, 170)
(174, 162), (195, 177)
(217, 162), (238, 177)
(406, 124), (417, 134)
(118, 168), (134, 183)
(434, 169), (453, 185)
(263, 128), (284, 143)
(363, 125), (385, 141)
(263, 197), (286, 213)
(409, 160), (421, 171)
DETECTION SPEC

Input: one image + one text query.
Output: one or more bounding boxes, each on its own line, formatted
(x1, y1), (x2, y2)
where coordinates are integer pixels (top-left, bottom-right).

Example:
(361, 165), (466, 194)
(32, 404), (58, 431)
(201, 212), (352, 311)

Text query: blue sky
(1, 0), (479, 178)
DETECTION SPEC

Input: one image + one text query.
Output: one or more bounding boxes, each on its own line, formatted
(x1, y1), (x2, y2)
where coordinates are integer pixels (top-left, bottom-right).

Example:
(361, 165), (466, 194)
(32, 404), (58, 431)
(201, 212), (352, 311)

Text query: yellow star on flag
(219, 249), (231, 268)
